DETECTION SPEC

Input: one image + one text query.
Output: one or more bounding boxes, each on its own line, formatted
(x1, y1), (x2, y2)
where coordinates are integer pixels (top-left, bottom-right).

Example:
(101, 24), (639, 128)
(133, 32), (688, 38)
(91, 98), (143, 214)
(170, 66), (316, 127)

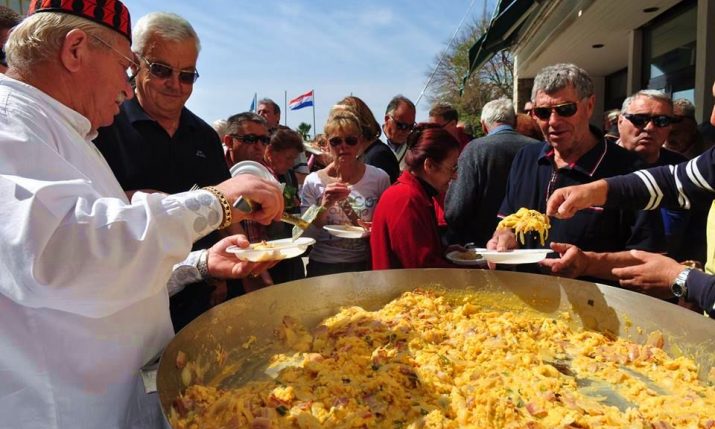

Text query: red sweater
(371, 171), (454, 269)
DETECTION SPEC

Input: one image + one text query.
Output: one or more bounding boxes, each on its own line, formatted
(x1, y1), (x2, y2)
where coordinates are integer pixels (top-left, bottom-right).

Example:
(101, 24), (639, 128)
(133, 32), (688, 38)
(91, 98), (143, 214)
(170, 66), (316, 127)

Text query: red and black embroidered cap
(28, 0), (132, 43)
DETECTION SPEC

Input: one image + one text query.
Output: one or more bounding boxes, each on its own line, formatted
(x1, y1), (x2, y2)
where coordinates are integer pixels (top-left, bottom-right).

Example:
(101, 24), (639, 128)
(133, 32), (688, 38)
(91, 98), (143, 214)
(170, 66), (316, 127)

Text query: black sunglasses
(623, 113), (672, 128)
(141, 57), (199, 84)
(328, 136), (359, 147)
(231, 134), (270, 145)
(389, 115), (415, 131)
(532, 102), (578, 120)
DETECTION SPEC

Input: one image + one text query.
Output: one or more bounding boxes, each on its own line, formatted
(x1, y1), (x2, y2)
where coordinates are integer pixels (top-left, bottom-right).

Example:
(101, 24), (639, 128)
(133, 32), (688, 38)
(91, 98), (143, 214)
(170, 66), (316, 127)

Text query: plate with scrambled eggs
(226, 237), (315, 262)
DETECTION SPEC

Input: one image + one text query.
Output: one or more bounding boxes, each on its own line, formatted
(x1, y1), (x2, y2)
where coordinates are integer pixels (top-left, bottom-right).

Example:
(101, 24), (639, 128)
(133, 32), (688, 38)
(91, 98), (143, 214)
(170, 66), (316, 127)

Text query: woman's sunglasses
(622, 113), (672, 128)
(532, 102), (578, 120)
(328, 136), (359, 147)
(141, 57), (199, 84)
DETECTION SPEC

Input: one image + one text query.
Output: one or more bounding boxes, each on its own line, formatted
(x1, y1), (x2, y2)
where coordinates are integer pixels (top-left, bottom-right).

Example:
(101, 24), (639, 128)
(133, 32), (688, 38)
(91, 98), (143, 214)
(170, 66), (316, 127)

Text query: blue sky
(121, 0), (494, 136)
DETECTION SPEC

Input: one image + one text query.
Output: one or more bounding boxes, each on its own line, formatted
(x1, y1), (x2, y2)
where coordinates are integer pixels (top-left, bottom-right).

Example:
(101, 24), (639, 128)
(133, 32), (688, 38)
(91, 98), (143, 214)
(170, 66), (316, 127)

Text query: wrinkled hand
(546, 180), (608, 219)
(539, 242), (588, 278)
(485, 228), (518, 270)
(207, 235), (277, 279)
(611, 250), (684, 299)
(321, 182), (351, 207)
(357, 219), (372, 232)
(487, 228), (517, 251)
(215, 174), (284, 225)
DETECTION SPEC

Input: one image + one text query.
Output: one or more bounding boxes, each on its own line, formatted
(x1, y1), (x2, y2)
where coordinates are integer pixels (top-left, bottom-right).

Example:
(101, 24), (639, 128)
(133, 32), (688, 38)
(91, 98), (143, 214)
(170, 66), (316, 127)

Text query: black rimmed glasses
(230, 134), (270, 145)
(532, 102), (579, 120)
(328, 136), (359, 147)
(140, 57), (199, 84)
(89, 33), (137, 82)
(622, 113), (673, 128)
(389, 115), (415, 131)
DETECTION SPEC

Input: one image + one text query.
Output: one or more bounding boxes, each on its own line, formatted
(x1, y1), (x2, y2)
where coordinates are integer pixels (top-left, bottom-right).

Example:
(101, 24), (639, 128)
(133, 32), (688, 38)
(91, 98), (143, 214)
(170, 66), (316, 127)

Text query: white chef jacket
(0, 75), (224, 428)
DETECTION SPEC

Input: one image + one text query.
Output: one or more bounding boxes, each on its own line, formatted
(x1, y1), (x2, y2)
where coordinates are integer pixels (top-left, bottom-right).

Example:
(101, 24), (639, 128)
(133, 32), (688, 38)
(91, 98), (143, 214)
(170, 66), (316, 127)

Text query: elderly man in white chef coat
(0, 1), (284, 428)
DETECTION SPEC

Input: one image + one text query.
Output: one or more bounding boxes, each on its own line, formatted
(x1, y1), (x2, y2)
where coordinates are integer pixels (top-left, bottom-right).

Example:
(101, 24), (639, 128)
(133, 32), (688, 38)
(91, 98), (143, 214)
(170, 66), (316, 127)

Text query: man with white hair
(94, 12), (236, 330)
(489, 63), (664, 262)
(0, 2), (283, 427)
(445, 98), (539, 246)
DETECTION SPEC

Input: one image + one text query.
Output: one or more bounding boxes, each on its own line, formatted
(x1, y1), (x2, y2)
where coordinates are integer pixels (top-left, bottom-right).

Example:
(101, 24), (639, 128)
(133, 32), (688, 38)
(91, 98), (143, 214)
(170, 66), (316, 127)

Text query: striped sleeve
(606, 148), (715, 211)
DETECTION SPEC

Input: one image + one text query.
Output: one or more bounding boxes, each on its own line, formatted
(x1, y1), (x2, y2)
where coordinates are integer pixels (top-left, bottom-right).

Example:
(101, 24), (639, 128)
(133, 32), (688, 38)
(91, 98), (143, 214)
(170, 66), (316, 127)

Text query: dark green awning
(463, 0), (537, 83)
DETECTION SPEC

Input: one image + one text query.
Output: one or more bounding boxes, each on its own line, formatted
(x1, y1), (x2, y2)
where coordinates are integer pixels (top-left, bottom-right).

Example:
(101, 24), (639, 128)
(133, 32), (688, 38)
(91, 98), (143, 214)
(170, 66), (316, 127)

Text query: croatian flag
(289, 90), (314, 110)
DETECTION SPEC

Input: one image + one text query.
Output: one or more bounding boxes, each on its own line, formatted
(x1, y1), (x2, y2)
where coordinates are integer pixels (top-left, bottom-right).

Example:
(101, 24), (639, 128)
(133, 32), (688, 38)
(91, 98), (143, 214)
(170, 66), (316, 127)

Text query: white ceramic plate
(470, 248), (550, 264)
(323, 224), (369, 239)
(446, 250), (487, 266)
(226, 237), (315, 262)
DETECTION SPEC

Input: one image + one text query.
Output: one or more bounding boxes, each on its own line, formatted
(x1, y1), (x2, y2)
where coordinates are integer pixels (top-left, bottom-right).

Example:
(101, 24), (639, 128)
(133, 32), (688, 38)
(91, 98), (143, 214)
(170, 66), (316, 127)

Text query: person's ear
(59, 29), (91, 73)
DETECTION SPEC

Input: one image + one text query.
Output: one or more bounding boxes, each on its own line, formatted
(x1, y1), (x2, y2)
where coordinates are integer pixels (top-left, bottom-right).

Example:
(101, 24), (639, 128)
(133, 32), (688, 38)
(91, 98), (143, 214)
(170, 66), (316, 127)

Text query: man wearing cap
(94, 12), (236, 331)
(0, 2), (283, 427)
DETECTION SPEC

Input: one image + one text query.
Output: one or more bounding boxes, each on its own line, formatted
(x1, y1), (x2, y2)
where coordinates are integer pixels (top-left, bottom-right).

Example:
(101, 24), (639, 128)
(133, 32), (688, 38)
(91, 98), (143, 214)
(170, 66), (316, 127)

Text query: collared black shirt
(500, 133), (665, 253)
(94, 97), (230, 195)
(94, 98), (232, 330)
(363, 138), (400, 183)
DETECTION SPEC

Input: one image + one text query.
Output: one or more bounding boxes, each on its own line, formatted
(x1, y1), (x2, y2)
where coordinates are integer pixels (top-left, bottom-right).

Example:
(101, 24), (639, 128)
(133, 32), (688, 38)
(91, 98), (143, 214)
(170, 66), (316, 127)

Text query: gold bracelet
(202, 186), (232, 229)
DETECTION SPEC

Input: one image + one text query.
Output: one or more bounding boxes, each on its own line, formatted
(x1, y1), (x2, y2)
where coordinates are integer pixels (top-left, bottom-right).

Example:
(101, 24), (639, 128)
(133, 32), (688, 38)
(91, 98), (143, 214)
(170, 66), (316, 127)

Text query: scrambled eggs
(170, 289), (715, 428)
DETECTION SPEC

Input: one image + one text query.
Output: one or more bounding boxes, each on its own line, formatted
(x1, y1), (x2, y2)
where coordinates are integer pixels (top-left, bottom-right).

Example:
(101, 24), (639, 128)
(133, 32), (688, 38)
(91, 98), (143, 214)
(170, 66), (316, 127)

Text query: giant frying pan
(156, 269), (715, 421)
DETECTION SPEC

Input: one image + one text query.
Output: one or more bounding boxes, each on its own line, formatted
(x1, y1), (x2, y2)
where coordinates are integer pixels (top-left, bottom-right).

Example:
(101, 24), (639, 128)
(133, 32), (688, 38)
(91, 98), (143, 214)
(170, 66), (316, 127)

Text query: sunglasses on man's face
(141, 57), (199, 84)
(231, 134), (270, 145)
(328, 136), (359, 147)
(532, 102), (579, 120)
(390, 116), (415, 131)
(623, 113), (673, 128)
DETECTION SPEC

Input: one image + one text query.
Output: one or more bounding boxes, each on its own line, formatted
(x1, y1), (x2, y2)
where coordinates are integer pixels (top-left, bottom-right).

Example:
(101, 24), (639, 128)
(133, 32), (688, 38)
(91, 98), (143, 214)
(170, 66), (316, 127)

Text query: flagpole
(284, 90), (288, 127)
(312, 89), (316, 139)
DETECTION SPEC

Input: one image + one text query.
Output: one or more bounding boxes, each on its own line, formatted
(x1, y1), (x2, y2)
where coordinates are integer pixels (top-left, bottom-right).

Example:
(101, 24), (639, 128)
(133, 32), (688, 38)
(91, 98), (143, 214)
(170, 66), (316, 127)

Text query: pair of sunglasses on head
(532, 102), (673, 128)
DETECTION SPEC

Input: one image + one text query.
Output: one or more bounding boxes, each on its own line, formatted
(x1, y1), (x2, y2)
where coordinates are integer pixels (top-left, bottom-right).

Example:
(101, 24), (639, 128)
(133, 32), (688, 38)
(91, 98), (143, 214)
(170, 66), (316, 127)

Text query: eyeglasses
(623, 113), (673, 128)
(140, 57), (199, 84)
(89, 34), (137, 82)
(439, 162), (458, 173)
(231, 134), (270, 145)
(532, 102), (579, 120)
(328, 136), (359, 147)
(389, 115), (415, 131)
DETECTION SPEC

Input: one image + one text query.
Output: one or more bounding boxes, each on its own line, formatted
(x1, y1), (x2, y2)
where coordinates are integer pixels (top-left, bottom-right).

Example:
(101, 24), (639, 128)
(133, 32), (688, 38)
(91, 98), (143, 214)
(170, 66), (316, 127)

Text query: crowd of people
(1, 1), (714, 427)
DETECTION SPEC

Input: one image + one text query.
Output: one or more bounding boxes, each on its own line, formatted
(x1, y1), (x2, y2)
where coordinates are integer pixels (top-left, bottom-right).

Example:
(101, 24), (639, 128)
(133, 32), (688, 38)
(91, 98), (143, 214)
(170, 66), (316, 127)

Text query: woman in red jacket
(371, 124), (461, 269)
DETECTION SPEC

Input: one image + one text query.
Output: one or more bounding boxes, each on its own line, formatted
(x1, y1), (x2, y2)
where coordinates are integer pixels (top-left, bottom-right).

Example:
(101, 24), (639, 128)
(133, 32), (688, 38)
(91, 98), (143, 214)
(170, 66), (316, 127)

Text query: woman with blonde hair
(299, 108), (390, 276)
(338, 95), (400, 183)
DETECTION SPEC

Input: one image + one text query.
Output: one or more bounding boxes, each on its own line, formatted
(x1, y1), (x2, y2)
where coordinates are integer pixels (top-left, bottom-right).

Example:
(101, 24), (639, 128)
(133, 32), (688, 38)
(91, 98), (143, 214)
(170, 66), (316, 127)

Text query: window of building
(642, 0), (696, 102)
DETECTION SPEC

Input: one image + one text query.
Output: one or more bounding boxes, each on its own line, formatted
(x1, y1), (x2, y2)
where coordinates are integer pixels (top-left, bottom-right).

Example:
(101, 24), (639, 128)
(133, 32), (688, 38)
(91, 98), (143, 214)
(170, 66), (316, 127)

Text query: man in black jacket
(445, 98), (539, 246)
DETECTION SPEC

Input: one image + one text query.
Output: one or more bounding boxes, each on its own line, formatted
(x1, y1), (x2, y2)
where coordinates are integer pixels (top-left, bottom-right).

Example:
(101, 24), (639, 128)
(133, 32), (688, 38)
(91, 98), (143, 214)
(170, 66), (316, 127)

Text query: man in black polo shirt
(489, 63), (664, 267)
(94, 12), (231, 330)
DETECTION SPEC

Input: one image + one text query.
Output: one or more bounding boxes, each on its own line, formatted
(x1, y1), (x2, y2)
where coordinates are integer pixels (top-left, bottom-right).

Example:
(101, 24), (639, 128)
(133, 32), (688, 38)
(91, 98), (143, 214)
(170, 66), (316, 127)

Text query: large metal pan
(157, 269), (715, 421)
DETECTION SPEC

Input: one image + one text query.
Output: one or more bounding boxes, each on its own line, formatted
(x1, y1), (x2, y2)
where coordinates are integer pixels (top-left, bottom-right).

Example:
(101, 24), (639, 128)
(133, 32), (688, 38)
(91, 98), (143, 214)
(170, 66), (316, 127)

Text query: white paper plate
(229, 160), (276, 181)
(226, 237), (315, 262)
(323, 224), (369, 239)
(469, 248), (550, 264)
(446, 250), (487, 266)
(303, 142), (325, 155)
